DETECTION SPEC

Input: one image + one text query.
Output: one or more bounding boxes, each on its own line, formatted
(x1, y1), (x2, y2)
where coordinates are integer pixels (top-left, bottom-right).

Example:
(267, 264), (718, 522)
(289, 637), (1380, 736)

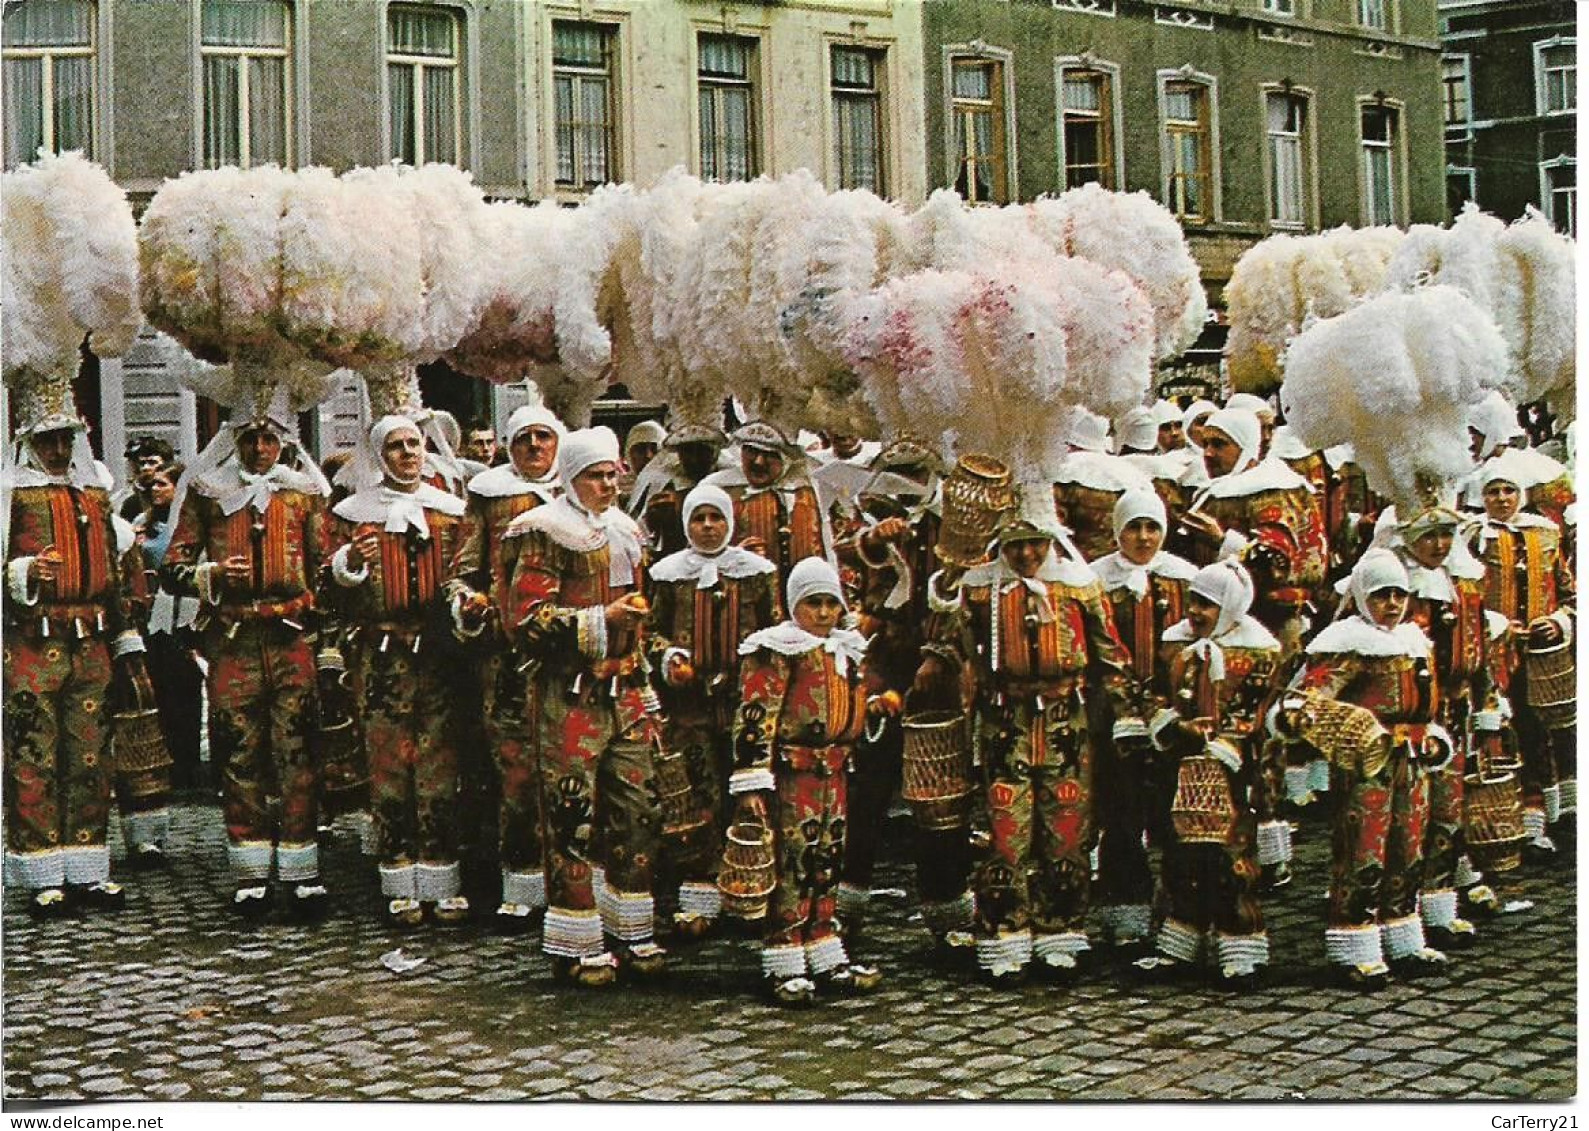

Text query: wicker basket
(718, 820), (775, 919)
(936, 454), (1017, 567)
(1291, 695), (1389, 778)
(1526, 639), (1576, 731)
(655, 748), (707, 837)
(1169, 754), (1238, 844)
(1465, 771), (1526, 874)
(113, 709), (172, 799)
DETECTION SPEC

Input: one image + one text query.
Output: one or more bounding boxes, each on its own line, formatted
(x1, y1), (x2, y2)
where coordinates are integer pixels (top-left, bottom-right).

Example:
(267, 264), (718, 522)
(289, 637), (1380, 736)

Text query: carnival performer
(1171, 406), (1327, 886)
(618, 419), (666, 511)
(4, 391), (147, 918)
(1467, 451), (1576, 857)
(446, 402), (565, 931)
(919, 500), (1134, 984)
(1466, 392), (1575, 533)
(1138, 559), (1279, 990)
(326, 415), (469, 927)
(628, 423), (731, 558)
(829, 438), (944, 946)
(1089, 488), (1197, 952)
(503, 426), (666, 986)
(164, 400), (331, 919)
(1051, 411), (1154, 562)
(647, 483), (777, 938)
(704, 421), (834, 609)
(1274, 549), (1452, 990)
(1382, 503), (1506, 943)
(728, 557), (882, 1004)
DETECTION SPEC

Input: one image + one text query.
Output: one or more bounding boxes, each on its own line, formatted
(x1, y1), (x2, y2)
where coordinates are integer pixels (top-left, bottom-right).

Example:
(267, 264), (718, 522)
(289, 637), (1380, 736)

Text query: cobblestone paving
(2, 803), (1576, 1102)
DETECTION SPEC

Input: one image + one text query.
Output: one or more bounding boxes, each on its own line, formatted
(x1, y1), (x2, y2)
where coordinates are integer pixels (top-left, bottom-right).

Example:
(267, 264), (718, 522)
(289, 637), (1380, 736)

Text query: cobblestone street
(2, 801), (1576, 1103)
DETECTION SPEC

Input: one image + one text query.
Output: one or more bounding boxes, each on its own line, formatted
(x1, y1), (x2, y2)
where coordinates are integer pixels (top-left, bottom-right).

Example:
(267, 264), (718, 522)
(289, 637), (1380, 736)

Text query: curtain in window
(3, 0), (92, 48)
(388, 6), (453, 57)
(202, 0), (285, 48)
(720, 86), (750, 180)
(553, 22), (604, 67)
(249, 54), (285, 164)
(203, 54), (240, 166)
(553, 75), (574, 182)
(389, 63), (415, 164)
(832, 47), (873, 89)
(1063, 76), (1100, 113)
(699, 35), (747, 79)
(579, 75), (608, 185)
(834, 93), (879, 192)
(1270, 135), (1302, 223)
(1365, 148), (1393, 223)
(953, 63), (990, 101)
(423, 64), (455, 164)
(3, 57), (44, 167)
(1176, 133), (1203, 215)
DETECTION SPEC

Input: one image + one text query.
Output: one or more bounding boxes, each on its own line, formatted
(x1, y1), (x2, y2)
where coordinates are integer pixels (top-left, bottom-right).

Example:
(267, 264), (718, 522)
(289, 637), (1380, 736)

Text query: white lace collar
(1306, 615), (1430, 659)
(739, 622), (869, 675)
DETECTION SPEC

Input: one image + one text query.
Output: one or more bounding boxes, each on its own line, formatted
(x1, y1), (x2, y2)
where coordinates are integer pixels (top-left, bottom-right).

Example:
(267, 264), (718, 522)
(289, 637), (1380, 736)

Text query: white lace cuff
(7, 557), (39, 606)
(331, 544), (369, 588)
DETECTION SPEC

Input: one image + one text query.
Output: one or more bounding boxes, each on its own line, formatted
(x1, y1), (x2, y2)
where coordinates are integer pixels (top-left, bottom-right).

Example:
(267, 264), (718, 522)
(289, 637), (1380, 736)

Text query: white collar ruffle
(1091, 550), (1198, 598)
(1305, 614), (1430, 659)
(739, 621), (869, 675)
(467, 463), (561, 502)
(650, 543), (776, 589)
(333, 481), (466, 536)
(1193, 456), (1312, 503)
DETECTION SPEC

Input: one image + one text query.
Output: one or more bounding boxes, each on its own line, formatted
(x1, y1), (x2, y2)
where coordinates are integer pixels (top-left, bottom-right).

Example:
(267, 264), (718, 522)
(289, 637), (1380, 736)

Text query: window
(1263, 0), (1296, 13)
(1357, 0), (1388, 31)
(1060, 68), (1115, 189)
(1162, 79), (1213, 221)
(1542, 158), (1575, 236)
(950, 56), (1008, 204)
(553, 21), (616, 191)
(1441, 55), (1470, 136)
(2, 0), (94, 170)
(386, 4), (460, 165)
(1360, 103), (1399, 225)
(698, 34), (756, 182)
(201, 0), (290, 168)
(1535, 40), (1575, 116)
(1266, 91), (1308, 228)
(832, 45), (885, 195)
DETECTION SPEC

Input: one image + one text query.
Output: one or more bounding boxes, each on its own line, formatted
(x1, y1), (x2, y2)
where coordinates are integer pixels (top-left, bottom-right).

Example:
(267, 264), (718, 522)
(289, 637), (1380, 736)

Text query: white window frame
(1357, 97), (1406, 227)
(696, 32), (759, 183)
(1441, 53), (1472, 139)
(829, 41), (888, 196)
(1262, 85), (1315, 231)
(1540, 155), (1575, 236)
(1262, 0), (1298, 15)
(943, 43), (1016, 205)
(1533, 37), (1576, 117)
(196, 0), (294, 170)
(2, 0), (98, 169)
(1156, 68), (1221, 224)
(1357, 0), (1392, 33)
(1054, 56), (1123, 192)
(550, 18), (620, 194)
(383, 2), (465, 167)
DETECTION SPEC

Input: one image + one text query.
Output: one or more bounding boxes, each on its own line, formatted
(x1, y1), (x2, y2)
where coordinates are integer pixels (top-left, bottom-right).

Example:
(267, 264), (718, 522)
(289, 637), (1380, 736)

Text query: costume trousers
(1328, 752), (1429, 928)
(972, 701), (1093, 938)
(1423, 743), (1466, 892)
(3, 634), (114, 883)
(209, 623), (318, 878)
(485, 650), (541, 875)
(353, 642), (457, 868)
(1093, 735), (1157, 913)
(538, 686), (660, 956)
(765, 745), (850, 950)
